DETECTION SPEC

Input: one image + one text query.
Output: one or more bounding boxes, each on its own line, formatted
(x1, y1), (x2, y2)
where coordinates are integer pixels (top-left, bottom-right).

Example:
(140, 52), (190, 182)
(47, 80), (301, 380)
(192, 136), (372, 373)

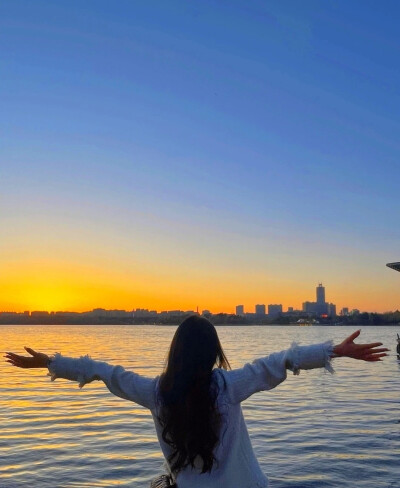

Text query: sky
(1, 0), (400, 314)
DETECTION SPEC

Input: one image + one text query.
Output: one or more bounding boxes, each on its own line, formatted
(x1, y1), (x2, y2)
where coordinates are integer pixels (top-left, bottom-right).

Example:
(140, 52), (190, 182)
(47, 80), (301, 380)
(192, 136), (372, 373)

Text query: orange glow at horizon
(1, 257), (399, 314)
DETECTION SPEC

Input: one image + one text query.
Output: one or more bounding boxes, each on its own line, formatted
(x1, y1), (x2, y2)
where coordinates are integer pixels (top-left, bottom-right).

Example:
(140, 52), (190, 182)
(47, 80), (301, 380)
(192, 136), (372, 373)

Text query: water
(1, 325), (400, 488)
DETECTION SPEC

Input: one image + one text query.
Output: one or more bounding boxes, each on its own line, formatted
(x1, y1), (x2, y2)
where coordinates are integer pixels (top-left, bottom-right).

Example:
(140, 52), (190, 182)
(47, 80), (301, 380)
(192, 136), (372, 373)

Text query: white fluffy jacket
(48, 341), (334, 488)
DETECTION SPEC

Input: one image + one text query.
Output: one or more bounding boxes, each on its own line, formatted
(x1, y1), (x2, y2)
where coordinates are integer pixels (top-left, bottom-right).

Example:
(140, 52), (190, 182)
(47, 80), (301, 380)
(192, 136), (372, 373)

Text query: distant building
(55, 311), (80, 317)
(133, 309), (157, 318)
(328, 303), (336, 317)
(255, 304), (266, 316)
(159, 310), (188, 318)
(288, 307), (294, 313)
(340, 307), (349, 316)
(318, 303), (329, 315)
(202, 310), (211, 317)
(31, 311), (49, 317)
(88, 308), (107, 317)
(315, 283), (328, 315)
(236, 305), (244, 315)
(268, 304), (283, 317)
(302, 283), (333, 316)
(351, 309), (360, 315)
(86, 308), (131, 318)
(302, 301), (317, 314)
(316, 283), (325, 304)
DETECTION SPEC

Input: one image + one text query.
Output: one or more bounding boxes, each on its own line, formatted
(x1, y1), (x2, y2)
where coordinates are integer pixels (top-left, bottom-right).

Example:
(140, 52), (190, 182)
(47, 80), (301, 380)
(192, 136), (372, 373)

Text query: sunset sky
(1, 0), (400, 313)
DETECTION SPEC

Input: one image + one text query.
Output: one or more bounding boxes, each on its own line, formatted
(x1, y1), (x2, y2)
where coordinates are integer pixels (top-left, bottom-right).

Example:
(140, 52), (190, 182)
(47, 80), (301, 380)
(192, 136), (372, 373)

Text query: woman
(5, 316), (388, 488)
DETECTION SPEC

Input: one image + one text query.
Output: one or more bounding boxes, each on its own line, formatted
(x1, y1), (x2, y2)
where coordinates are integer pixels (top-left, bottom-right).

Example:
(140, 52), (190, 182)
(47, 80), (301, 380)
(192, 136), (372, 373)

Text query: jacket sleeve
(47, 354), (157, 410)
(220, 341), (334, 404)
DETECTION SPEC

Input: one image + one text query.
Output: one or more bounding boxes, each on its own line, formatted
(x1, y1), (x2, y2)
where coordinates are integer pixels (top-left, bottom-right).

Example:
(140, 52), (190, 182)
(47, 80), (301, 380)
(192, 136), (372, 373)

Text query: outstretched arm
(221, 330), (388, 404)
(4, 348), (157, 410)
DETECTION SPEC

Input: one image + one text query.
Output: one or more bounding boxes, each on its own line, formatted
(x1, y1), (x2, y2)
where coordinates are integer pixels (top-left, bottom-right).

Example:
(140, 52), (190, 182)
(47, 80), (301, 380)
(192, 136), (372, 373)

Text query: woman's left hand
(333, 330), (389, 361)
(4, 347), (50, 369)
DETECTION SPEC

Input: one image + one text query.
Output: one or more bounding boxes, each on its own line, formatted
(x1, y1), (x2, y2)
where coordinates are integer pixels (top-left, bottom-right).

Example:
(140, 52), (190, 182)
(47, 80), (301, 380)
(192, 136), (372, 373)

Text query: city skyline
(0, 282), (389, 316)
(1, 2), (400, 314)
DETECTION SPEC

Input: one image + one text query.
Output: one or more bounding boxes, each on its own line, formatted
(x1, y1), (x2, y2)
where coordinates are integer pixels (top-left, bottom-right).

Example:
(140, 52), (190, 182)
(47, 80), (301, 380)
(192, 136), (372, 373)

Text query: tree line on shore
(1, 310), (399, 325)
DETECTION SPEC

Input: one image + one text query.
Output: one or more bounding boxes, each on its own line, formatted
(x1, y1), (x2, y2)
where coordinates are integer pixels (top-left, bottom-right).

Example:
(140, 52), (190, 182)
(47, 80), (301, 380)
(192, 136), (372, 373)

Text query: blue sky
(1, 0), (400, 312)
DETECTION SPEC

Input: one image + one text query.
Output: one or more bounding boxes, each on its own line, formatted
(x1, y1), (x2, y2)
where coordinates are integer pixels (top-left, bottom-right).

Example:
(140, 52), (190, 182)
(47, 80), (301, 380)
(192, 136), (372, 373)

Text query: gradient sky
(1, 0), (400, 313)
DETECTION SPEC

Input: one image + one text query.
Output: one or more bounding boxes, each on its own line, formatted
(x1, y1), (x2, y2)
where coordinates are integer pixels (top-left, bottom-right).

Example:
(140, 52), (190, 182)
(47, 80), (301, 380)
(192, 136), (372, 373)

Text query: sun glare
(21, 286), (77, 312)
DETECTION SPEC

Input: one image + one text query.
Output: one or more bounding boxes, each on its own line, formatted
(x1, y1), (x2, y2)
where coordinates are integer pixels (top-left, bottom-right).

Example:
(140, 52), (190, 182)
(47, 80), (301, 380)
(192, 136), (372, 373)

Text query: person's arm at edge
(219, 330), (388, 404)
(4, 348), (157, 410)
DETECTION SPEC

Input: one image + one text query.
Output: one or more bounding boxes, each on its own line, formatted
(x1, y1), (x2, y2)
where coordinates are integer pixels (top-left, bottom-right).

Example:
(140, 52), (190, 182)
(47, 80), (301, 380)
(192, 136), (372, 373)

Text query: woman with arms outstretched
(5, 316), (388, 488)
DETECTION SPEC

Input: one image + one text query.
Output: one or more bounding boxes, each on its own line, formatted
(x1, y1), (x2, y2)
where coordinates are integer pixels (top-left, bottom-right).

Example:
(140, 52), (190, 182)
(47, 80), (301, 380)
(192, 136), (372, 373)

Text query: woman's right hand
(4, 347), (50, 369)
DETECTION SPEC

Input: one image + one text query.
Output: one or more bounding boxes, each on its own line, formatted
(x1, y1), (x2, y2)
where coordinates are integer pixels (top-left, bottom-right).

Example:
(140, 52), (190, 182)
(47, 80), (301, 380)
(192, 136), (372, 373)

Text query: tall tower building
(316, 283), (325, 304)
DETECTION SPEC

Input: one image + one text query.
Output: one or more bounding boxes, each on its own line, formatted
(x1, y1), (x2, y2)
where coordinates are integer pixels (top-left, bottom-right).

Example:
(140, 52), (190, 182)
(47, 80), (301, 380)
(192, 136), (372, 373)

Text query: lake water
(1, 325), (400, 487)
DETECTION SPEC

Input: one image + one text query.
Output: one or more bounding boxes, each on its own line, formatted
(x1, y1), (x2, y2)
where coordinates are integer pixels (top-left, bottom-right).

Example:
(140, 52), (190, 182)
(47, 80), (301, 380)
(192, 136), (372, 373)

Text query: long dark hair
(158, 315), (230, 474)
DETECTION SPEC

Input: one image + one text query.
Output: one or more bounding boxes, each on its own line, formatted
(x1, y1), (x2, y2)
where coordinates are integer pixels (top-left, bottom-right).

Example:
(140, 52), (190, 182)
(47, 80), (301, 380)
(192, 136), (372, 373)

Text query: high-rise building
(255, 304), (266, 316)
(316, 283), (325, 304)
(303, 283), (333, 316)
(314, 283), (328, 315)
(268, 304), (283, 317)
(340, 307), (349, 316)
(328, 303), (336, 317)
(303, 301), (317, 314)
(236, 305), (244, 316)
